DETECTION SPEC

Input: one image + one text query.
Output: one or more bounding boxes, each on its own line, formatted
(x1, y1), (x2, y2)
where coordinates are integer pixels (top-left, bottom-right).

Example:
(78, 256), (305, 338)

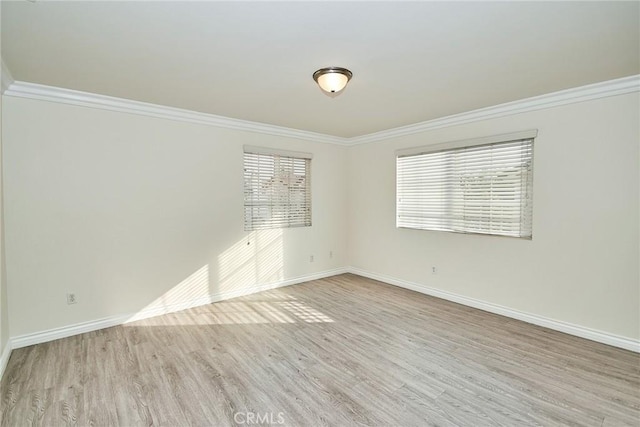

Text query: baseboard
(0, 340), (12, 382)
(11, 267), (348, 349)
(11, 266), (637, 353)
(347, 267), (640, 353)
(125, 267), (348, 323)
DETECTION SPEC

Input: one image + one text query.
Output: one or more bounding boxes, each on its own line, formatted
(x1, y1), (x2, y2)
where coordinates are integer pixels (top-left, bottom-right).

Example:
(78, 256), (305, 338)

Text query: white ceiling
(2, 1), (639, 138)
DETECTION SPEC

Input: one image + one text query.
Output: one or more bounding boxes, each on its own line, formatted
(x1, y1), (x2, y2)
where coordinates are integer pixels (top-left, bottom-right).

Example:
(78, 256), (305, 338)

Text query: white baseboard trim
(347, 267), (640, 353)
(124, 267), (348, 323)
(0, 340), (12, 382)
(10, 266), (637, 353)
(10, 267), (347, 349)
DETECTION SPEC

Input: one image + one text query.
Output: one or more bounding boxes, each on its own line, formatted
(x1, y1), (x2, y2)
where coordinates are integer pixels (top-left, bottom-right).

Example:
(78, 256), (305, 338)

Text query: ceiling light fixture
(313, 67), (353, 94)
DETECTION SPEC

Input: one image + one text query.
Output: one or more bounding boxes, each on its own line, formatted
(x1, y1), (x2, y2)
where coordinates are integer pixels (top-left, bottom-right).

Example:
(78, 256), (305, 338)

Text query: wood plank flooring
(1, 274), (639, 426)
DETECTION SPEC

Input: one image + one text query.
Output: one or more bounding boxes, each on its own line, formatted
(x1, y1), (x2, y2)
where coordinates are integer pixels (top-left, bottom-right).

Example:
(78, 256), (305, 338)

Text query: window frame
(396, 130), (536, 239)
(243, 146), (312, 232)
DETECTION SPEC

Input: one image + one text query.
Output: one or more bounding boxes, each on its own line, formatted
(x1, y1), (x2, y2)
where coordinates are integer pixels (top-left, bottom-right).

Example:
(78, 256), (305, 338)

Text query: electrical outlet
(67, 293), (78, 304)
(432, 267), (437, 274)
(329, 250), (333, 259)
(310, 255), (314, 263)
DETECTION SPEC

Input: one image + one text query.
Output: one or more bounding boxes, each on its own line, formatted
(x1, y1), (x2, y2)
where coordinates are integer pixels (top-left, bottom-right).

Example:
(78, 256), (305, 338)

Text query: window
(396, 130), (535, 238)
(244, 146), (312, 231)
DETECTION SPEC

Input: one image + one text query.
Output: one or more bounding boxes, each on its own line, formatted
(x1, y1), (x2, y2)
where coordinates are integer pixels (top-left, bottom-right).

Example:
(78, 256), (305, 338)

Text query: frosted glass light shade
(316, 72), (348, 93)
(313, 67), (353, 93)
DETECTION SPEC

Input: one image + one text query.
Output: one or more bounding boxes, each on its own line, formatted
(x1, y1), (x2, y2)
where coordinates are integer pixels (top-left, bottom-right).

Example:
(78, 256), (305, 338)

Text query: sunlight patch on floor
(154, 297), (334, 325)
(123, 229), (333, 326)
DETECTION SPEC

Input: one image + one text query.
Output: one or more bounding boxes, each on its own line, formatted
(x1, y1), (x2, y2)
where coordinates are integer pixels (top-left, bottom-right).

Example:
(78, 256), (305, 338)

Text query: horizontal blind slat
(244, 151), (312, 231)
(397, 138), (533, 238)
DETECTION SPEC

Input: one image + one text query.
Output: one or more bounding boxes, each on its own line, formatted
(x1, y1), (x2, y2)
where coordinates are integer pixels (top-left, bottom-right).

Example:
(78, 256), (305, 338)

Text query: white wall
(0, 3), (10, 365)
(348, 92), (640, 341)
(2, 96), (348, 338)
(0, 87), (7, 355)
(2, 87), (638, 347)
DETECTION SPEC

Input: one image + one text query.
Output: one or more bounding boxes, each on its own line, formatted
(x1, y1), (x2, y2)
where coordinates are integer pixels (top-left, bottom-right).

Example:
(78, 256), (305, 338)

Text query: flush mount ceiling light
(313, 67), (353, 94)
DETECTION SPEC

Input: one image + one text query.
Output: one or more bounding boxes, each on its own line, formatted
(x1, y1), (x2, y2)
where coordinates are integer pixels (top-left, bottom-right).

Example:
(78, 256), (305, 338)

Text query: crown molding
(3, 75), (638, 146)
(1, 61), (15, 95)
(3, 81), (349, 146)
(349, 74), (640, 145)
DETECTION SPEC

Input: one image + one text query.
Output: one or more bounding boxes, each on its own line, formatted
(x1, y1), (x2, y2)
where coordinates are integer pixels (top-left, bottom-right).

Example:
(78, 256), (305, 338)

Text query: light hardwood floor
(1, 274), (639, 426)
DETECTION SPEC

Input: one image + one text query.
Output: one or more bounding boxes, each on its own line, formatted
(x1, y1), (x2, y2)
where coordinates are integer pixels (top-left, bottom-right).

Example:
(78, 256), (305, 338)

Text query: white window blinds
(396, 133), (534, 238)
(244, 147), (312, 231)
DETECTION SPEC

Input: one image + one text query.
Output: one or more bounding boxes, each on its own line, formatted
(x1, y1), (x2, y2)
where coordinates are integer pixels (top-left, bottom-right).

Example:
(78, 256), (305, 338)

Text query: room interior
(0, 1), (638, 425)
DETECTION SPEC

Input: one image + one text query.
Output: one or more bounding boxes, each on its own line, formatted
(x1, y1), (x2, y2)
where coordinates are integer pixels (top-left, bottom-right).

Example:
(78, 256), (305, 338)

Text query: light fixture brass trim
(313, 67), (353, 93)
